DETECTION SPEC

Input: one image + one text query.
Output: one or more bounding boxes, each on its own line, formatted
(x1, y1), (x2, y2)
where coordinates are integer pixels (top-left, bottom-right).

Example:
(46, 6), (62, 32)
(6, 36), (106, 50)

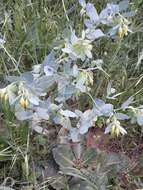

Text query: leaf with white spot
(60, 110), (78, 118)
(86, 29), (105, 40)
(44, 65), (55, 76)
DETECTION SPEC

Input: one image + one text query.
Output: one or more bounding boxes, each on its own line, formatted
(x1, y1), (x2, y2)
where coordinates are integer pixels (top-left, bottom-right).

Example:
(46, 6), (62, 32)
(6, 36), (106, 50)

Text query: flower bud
(4, 94), (9, 101)
(118, 27), (123, 38)
(123, 24), (128, 36)
(0, 88), (6, 99)
(111, 124), (116, 135)
(24, 99), (29, 108)
(106, 119), (110, 124)
(20, 97), (29, 109)
(115, 127), (120, 137)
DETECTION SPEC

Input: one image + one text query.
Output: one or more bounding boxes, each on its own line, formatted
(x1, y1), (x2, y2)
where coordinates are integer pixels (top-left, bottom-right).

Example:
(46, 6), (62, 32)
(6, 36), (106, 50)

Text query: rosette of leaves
(53, 143), (107, 190)
(52, 143), (131, 190)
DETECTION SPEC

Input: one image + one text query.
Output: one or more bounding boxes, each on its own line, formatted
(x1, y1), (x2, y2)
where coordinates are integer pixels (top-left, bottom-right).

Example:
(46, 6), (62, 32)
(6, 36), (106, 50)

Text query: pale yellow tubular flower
(0, 88), (6, 99)
(4, 94), (9, 101)
(20, 97), (29, 109)
(115, 126), (120, 137)
(88, 71), (94, 85)
(20, 97), (25, 108)
(107, 118), (127, 137)
(24, 99), (29, 108)
(118, 26), (124, 38)
(111, 124), (116, 135)
(115, 121), (127, 137)
(122, 24), (128, 36)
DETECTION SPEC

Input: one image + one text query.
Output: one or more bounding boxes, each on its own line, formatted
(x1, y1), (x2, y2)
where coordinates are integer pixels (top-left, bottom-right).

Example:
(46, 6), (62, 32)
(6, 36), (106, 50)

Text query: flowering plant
(0, 0), (140, 143)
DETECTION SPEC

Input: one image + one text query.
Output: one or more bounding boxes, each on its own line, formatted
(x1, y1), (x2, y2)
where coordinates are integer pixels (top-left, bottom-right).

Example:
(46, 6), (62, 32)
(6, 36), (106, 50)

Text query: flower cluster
(62, 31), (93, 61)
(105, 116), (127, 136)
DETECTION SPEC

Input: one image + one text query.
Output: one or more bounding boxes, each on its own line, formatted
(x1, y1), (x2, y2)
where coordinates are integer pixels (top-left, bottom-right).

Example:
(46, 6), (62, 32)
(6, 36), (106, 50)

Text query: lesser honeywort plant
(0, 0), (142, 144)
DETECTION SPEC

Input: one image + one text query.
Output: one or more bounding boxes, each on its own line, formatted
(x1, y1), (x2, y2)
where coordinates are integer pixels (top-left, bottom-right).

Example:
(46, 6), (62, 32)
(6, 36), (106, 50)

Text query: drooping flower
(117, 22), (130, 38)
(19, 96), (29, 109)
(105, 116), (127, 136)
(134, 108), (143, 127)
(0, 88), (7, 99)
